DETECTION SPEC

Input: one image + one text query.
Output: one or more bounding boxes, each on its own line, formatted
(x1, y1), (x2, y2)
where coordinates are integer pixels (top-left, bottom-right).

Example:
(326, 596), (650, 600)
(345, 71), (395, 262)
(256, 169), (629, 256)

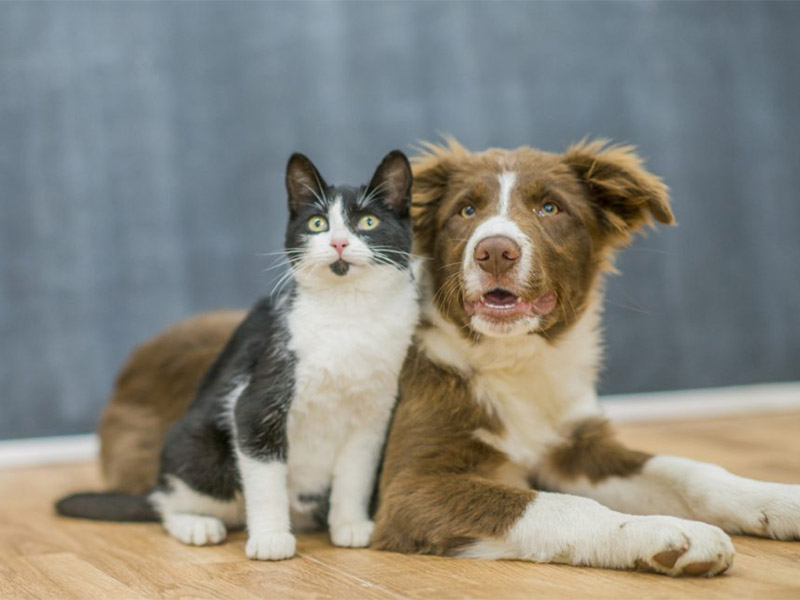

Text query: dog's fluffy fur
(98, 139), (800, 577)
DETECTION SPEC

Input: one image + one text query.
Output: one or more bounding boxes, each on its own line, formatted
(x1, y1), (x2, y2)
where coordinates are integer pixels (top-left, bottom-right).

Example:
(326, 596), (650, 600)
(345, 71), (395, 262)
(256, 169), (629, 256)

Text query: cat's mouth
(329, 259), (350, 276)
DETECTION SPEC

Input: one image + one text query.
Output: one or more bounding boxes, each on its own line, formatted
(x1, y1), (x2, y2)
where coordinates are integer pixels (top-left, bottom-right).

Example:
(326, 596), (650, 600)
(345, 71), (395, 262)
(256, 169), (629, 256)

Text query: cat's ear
(285, 153), (329, 215)
(366, 150), (412, 216)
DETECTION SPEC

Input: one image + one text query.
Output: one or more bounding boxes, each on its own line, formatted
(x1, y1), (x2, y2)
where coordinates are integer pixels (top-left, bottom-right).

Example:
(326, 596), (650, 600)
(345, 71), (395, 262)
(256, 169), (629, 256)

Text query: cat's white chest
(284, 276), (418, 495)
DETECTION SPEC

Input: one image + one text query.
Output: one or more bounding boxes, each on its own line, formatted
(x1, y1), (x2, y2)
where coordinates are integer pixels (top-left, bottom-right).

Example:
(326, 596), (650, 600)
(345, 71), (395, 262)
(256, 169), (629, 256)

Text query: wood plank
(4, 553), (143, 600)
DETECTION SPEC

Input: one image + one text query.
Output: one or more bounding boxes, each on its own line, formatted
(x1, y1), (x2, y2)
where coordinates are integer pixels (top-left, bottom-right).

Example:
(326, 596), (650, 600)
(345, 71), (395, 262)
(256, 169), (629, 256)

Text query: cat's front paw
(163, 514), (227, 546)
(245, 531), (297, 560)
(330, 520), (374, 548)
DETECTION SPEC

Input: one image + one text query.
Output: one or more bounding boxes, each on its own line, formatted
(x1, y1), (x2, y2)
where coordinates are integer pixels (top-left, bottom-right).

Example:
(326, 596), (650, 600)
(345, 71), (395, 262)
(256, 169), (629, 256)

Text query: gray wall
(1, 2), (799, 440)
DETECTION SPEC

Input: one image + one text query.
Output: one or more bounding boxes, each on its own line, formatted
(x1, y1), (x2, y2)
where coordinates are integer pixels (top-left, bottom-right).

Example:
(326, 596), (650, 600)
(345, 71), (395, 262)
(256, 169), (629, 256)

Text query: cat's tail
(55, 491), (158, 522)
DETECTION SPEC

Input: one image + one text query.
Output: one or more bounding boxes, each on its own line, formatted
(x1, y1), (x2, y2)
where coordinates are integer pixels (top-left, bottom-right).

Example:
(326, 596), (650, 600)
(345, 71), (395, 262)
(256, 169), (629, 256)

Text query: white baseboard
(0, 382), (798, 469)
(602, 382), (800, 422)
(0, 434), (99, 469)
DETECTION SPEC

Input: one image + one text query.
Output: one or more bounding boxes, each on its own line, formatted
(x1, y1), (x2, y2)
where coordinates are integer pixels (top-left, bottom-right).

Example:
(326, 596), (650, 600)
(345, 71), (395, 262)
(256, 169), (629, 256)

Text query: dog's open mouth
(465, 288), (557, 321)
(482, 288), (520, 309)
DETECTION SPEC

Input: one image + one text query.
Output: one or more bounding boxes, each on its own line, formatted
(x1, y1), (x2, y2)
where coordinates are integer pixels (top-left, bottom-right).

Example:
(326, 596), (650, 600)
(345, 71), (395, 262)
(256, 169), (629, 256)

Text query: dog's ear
(563, 140), (674, 243)
(285, 153), (329, 216)
(411, 137), (468, 256)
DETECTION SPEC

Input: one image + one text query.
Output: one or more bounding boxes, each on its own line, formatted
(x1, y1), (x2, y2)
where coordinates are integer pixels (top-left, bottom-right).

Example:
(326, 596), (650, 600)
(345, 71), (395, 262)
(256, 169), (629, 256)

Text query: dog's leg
(538, 417), (800, 540)
(374, 475), (734, 576)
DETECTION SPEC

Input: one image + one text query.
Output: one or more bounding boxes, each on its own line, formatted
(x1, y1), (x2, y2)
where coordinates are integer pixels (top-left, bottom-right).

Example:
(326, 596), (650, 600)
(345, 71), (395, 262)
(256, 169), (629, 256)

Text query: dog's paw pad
(625, 517), (734, 577)
(652, 546), (687, 569)
(246, 532), (296, 561)
(681, 561), (718, 576)
(330, 520), (374, 548)
(634, 558), (658, 573)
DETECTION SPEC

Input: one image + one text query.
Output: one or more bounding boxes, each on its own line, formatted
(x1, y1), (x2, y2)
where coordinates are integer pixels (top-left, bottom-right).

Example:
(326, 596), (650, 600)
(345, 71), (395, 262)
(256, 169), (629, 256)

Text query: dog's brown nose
(473, 236), (520, 277)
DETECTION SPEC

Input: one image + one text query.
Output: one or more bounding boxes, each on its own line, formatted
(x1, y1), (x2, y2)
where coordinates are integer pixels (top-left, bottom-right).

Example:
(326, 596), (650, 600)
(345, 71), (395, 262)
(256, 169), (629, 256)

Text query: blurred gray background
(1, 1), (799, 440)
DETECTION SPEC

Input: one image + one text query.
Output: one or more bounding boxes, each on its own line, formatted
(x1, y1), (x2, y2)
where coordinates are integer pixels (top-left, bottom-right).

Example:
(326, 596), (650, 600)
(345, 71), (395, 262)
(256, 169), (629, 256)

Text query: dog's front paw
(653, 458), (800, 541)
(330, 520), (374, 548)
(245, 531), (297, 560)
(742, 483), (800, 540)
(622, 517), (735, 577)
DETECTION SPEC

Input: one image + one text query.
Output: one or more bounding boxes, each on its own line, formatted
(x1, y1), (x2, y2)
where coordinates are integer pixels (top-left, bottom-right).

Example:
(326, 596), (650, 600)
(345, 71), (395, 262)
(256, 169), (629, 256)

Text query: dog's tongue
(484, 289), (518, 306)
(532, 291), (557, 315)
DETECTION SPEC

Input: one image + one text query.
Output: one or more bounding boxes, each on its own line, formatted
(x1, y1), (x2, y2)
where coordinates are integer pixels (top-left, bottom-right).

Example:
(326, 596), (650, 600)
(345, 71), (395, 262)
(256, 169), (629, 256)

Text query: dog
(96, 139), (800, 576)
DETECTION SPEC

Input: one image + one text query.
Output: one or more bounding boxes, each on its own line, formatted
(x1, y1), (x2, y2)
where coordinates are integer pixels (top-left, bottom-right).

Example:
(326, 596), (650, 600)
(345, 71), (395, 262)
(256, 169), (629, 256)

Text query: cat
(56, 150), (420, 561)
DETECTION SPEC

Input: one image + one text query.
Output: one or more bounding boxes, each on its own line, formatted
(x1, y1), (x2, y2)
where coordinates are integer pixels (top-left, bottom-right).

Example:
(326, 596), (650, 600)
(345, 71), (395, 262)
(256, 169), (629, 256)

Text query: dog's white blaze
(459, 170), (539, 336)
(463, 170), (526, 278)
(498, 171), (516, 217)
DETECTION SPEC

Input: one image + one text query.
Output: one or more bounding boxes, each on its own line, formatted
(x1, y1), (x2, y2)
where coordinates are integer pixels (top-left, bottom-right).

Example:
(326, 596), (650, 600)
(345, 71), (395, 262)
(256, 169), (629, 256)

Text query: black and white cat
(57, 150), (419, 561)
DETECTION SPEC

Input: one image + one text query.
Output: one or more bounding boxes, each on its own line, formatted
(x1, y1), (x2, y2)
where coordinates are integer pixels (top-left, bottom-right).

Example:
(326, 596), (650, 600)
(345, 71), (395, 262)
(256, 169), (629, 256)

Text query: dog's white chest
(473, 365), (599, 471)
(421, 307), (604, 475)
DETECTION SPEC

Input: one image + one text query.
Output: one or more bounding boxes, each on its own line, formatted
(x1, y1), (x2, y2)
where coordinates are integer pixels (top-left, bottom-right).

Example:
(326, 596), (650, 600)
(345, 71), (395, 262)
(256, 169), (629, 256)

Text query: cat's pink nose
(331, 239), (349, 256)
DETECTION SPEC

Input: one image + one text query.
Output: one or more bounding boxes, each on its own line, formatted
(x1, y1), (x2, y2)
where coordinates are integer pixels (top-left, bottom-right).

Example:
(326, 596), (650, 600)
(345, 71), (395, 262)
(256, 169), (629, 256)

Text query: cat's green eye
(357, 215), (380, 231)
(307, 216), (329, 233)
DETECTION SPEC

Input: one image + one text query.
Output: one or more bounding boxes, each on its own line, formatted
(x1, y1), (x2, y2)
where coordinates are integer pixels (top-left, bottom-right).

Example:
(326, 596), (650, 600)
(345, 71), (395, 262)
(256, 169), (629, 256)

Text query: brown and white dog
(371, 138), (800, 576)
(98, 139), (800, 577)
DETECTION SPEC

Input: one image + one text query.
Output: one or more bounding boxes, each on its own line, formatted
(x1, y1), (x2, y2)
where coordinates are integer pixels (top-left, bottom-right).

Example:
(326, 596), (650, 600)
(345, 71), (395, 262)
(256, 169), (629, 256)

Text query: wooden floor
(2, 412), (800, 599)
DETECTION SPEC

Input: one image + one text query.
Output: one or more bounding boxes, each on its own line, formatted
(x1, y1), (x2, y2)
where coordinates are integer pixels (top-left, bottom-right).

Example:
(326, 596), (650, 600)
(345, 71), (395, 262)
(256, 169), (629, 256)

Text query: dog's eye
(460, 205), (477, 218)
(537, 201), (560, 217)
(307, 216), (329, 232)
(357, 215), (380, 231)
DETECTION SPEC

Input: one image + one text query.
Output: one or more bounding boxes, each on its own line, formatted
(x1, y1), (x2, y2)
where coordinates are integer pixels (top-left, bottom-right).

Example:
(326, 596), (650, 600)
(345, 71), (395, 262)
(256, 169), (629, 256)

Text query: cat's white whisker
(269, 260), (309, 297)
(357, 179), (391, 209)
(262, 261), (293, 274)
(290, 177), (328, 213)
(257, 248), (305, 258)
